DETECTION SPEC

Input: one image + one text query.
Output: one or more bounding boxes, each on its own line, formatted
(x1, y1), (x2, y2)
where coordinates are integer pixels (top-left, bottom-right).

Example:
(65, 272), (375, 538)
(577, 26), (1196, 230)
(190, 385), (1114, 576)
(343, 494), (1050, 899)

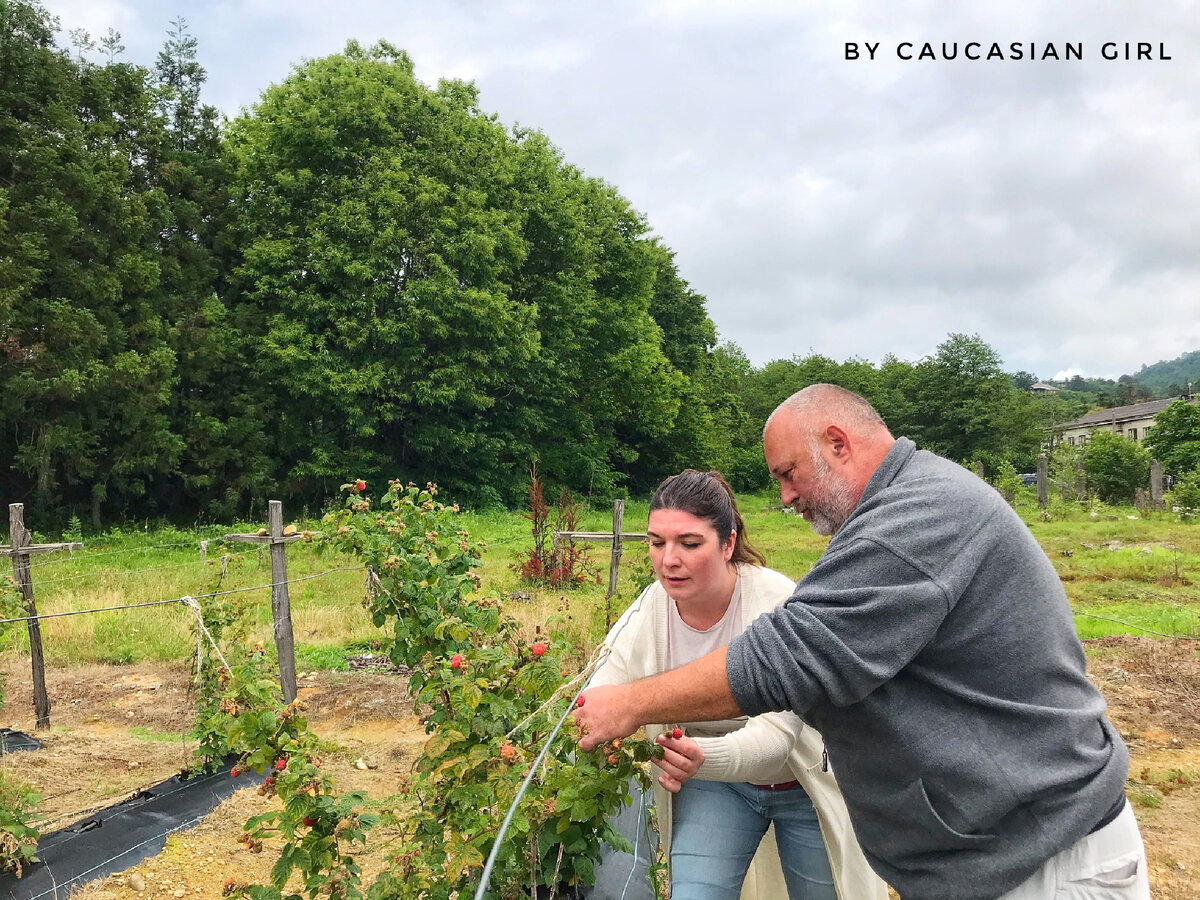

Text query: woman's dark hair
(649, 469), (766, 566)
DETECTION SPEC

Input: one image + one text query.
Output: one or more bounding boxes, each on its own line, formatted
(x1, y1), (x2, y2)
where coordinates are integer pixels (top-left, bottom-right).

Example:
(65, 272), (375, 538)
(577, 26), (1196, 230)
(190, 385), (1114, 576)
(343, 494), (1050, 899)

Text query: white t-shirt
(665, 573), (794, 785)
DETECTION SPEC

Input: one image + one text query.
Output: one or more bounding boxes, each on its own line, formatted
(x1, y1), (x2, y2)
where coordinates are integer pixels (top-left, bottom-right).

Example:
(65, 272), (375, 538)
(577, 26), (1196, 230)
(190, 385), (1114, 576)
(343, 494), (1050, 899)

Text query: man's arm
(574, 647), (741, 751)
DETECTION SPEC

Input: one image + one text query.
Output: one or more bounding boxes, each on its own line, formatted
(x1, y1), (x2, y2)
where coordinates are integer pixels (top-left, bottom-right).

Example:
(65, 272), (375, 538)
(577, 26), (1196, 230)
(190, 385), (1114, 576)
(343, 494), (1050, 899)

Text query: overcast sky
(39, 0), (1200, 381)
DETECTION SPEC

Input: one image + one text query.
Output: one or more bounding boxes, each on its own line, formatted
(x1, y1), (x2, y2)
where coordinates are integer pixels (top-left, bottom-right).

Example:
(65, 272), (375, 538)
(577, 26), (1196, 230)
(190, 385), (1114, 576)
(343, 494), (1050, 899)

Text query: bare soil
(2, 637), (1199, 898)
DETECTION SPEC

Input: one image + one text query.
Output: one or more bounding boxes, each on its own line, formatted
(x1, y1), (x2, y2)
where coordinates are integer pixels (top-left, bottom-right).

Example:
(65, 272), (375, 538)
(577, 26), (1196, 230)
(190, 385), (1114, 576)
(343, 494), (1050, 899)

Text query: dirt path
(3, 637), (1199, 897)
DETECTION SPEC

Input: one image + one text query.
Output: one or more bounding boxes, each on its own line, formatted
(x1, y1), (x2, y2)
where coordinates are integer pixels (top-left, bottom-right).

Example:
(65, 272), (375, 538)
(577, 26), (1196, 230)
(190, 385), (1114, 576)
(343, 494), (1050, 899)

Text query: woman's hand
(653, 731), (705, 793)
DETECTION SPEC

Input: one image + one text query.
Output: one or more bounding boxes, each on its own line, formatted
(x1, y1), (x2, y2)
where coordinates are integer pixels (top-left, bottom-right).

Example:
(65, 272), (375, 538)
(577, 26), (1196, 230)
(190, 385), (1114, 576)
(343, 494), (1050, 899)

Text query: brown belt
(750, 779), (801, 791)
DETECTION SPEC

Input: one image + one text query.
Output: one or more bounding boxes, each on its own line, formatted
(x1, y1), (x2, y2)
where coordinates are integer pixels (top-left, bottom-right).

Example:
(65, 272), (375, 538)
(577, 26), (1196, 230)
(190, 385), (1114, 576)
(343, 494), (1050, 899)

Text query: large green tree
(0, 1), (180, 525)
(152, 17), (267, 517)
(901, 333), (1044, 470)
(1143, 399), (1200, 477)
(226, 42), (694, 506)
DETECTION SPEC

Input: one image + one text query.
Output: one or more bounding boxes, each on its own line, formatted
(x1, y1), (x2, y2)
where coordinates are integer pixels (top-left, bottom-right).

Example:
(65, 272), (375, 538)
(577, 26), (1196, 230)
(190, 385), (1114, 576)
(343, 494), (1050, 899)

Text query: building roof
(1061, 396), (1194, 429)
(1030, 382), (1059, 392)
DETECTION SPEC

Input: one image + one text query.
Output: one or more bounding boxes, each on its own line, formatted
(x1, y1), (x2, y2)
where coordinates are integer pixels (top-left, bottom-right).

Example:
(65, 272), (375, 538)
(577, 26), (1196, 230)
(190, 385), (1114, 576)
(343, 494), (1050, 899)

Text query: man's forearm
(575, 647), (743, 750)
(631, 646), (742, 722)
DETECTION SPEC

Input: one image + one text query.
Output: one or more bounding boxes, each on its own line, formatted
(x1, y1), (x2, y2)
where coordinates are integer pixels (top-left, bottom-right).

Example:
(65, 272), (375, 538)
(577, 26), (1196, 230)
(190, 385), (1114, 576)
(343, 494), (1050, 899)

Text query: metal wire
(27, 539), (215, 569)
(29, 551), (257, 587)
(0, 565), (366, 625)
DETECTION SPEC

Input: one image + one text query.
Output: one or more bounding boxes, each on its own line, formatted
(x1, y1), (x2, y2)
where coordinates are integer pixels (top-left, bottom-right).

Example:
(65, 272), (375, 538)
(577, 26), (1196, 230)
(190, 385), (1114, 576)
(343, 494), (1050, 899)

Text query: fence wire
(0, 565), (366, 626)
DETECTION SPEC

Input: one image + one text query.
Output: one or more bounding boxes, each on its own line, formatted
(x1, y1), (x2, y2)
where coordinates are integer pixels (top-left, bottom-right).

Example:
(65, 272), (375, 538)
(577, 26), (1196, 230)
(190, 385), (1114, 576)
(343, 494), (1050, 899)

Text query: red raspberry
(450, 654), (463, 670)
(672, 728), (683, 739)
(531, 642), (548, 657)
(575, 696), (585, 708)
(274, 758), (287, 771)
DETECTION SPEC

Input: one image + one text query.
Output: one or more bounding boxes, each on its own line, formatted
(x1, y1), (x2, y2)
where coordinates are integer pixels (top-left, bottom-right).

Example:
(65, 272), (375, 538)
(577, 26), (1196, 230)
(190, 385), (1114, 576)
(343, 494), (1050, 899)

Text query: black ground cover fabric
(0, 761), (265, 900)
(0, 730), (42, 755)
(1, 763), (654, 900)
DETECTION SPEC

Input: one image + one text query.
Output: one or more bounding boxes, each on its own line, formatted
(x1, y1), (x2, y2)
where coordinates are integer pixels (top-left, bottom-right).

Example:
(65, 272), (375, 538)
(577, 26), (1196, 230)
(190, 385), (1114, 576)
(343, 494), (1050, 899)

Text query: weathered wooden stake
(607, 500), (625, 602)
(1037, 454), (1049, 509)
(268, 502), (297, 703)
(555, 505), (647, 630)
(225, 500), (304, 703)
(1150, 460), (1164, 510)
(8, 504), (50, 729)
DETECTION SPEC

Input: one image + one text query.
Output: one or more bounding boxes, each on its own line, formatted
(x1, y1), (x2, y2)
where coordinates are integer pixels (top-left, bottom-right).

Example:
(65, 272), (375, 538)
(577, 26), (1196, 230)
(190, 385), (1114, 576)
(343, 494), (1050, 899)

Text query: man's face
(764, 413), (859, 536)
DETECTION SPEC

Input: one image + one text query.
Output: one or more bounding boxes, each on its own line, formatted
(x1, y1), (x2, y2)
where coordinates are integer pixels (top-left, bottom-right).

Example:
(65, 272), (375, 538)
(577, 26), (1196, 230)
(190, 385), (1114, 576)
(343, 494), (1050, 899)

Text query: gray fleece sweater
(727, 438), (1129, 900)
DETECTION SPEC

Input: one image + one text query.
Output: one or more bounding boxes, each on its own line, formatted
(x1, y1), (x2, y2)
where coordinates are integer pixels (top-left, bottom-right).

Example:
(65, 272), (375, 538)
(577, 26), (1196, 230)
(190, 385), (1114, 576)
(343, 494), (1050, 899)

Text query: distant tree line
(1, 1), (1188, 531)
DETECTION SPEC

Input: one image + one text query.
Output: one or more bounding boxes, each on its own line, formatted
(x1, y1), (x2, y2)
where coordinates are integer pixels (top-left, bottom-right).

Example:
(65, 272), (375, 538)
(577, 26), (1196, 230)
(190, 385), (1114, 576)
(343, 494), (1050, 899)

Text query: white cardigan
(589, 563), (887, 900)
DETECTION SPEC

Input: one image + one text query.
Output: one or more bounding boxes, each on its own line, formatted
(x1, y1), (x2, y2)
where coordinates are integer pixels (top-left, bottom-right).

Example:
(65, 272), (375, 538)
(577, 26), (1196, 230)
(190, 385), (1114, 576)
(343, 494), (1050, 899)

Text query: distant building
(1029, 382), (1060, 393)
(1056, 395), (1196, 447)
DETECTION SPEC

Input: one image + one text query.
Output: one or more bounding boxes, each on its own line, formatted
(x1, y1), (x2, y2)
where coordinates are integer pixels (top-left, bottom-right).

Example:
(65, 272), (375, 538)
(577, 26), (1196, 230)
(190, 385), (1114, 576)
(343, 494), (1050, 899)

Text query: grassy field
(1, 486), (1198, 671)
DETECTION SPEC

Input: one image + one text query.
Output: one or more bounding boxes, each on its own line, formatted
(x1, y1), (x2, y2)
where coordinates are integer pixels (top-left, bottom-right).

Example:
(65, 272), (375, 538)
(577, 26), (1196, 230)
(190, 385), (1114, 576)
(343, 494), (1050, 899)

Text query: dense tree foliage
(0, 0), (180, 525)
(223, 42), (698, 506)
(1081, 431), (1151, 504)
(1143, 399), (1200, 478)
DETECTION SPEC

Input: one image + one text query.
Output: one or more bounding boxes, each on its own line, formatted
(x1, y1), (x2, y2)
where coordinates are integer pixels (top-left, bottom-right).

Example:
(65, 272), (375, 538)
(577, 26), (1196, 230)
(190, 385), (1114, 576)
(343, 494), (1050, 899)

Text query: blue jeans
(671, 780), (837, 900)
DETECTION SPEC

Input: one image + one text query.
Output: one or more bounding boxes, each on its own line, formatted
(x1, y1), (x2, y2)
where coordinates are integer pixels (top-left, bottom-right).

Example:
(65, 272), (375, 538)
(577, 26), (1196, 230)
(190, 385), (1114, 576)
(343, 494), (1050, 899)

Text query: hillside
(1133, 350), (1200, 393)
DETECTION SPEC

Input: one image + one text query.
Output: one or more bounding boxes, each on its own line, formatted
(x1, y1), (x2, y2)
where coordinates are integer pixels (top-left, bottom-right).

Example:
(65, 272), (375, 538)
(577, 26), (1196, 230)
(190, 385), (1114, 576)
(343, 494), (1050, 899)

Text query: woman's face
(647, 508), (735, 606)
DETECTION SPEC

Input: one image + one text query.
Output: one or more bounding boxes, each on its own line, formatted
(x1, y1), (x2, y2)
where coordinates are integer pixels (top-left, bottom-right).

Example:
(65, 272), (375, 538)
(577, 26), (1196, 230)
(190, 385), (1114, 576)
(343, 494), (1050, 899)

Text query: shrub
(1082, 431), (1151, 504)
(1167, 466), (1200, 520)
(512, 470), (596, 589)
(0, 770), (39, 878)
(992, 460), (1022, 504)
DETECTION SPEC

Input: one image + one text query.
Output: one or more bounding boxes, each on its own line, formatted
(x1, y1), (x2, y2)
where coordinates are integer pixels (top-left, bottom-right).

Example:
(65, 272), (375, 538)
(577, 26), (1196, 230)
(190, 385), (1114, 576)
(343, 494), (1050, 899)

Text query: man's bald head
(763, 385), (895, 534)
(765, 383), (888, 439)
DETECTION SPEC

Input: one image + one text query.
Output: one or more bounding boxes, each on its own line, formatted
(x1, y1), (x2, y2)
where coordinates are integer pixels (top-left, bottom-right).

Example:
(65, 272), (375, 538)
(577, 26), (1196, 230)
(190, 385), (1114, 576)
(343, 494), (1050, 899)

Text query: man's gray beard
(806, 452), (858, 536)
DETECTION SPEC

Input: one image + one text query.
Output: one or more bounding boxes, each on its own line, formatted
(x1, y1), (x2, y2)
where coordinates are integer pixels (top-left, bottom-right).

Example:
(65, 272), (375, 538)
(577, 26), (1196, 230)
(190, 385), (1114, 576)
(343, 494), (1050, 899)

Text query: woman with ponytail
(590, 470), (884, 900)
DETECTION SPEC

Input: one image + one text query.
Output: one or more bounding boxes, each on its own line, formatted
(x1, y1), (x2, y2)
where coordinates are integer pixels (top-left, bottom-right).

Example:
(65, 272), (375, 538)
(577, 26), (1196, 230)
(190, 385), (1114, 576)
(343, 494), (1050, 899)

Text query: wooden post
(607, 500), (625, 602)
(1150, 459), (1164, 510)
(1037, 454), (1049, 509)
(9, 504), (50, 729)
(555, 514), (647, 628)
(972, 460), (985, 480)
(225, 501), (305, 703)
(268, 502), (297, 703)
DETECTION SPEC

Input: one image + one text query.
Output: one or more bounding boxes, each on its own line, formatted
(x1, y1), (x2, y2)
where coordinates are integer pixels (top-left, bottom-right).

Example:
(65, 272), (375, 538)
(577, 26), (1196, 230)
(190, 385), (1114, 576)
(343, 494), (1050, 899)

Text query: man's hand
(652, 731), (704, 793)
(572, 684), (641, 751)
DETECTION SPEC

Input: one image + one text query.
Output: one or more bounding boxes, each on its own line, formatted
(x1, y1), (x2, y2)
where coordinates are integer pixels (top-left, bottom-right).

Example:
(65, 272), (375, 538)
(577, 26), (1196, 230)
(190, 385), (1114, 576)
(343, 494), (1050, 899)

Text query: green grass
(3, 491), (1198, 672)
(129, 725), (184, 742)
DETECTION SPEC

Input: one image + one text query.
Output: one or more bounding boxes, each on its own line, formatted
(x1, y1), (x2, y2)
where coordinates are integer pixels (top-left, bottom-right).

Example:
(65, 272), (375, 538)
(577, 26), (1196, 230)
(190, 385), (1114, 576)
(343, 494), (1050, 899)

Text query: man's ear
(826, 424), (851, 458)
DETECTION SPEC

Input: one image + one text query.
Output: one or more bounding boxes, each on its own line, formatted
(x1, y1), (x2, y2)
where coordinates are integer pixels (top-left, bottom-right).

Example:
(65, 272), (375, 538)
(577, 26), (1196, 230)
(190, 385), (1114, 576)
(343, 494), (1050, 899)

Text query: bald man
(575, 384), (1148, 900)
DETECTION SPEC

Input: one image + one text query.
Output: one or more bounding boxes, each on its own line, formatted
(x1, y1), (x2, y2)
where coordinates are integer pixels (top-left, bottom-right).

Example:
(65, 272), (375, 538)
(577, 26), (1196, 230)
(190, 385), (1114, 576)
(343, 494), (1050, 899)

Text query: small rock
(355, 758), (369, 770)
(127, 873), (146, 891)
(174, 890), (185, 898)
